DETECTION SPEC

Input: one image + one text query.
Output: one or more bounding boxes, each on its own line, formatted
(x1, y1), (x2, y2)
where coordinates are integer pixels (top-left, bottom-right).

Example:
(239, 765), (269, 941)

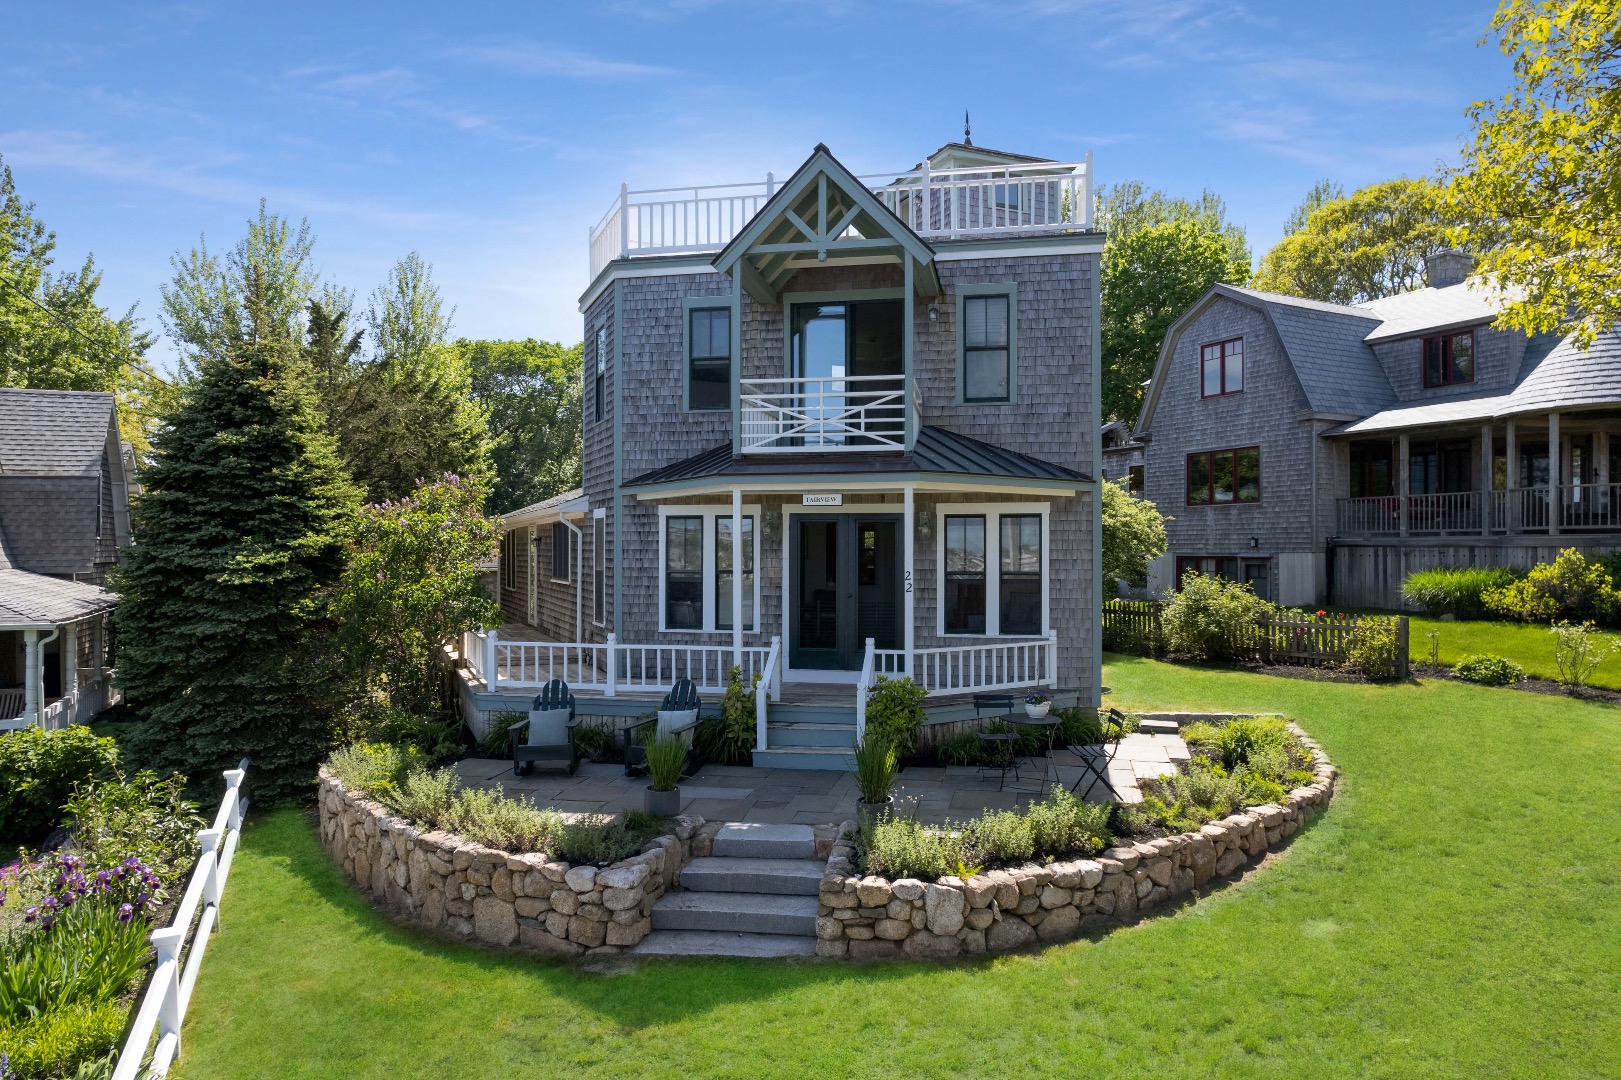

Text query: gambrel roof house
(462, 138), (1105, 768)
(0, 388), (129, 728)
(1134, 250), (1621, 608)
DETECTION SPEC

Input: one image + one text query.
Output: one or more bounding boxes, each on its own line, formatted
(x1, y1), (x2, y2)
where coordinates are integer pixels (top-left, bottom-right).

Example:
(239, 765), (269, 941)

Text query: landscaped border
(813, 717), (1338, 959)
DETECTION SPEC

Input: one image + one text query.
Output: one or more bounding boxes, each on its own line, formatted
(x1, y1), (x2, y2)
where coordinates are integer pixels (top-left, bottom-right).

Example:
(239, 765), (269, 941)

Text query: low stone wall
(317, 772), (700, 957)
(814, 723), (1338, 959)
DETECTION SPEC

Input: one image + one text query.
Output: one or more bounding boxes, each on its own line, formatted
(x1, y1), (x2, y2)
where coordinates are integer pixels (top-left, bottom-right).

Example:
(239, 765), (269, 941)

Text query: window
(962, 294), (1011, 403)
(687, 307), (731, 411)
(993, 183), (1021, 211)
(593, 325), (607, 422)
(550, 521), (571, 582)
(592, 513), (606, 625)
(715, 516), (755, 631)
(1186, 447), (1260, 505)
(1174, 556), (1270, 599)
(943, 515), (986, 634)
(1423, 331), (1474, 387)
(999, 514), (1042, 636)
(664, 516), (703, 630)
(501, 530), (518, 590)
(1128, 464), (1145, 494)
(1349, 443), (1394, 498)
(1200, 337), (1243, 397)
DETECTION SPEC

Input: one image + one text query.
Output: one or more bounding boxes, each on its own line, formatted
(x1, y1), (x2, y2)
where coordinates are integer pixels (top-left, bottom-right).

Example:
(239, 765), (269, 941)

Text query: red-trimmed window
(1200, 337), (1243, 397)
(1422, 331), (1474, 387)
(1186, 447), (1260, 506)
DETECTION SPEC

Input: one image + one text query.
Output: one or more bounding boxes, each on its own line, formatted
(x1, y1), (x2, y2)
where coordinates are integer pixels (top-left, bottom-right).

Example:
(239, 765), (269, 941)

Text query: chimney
(1425, 249), (1474, 289)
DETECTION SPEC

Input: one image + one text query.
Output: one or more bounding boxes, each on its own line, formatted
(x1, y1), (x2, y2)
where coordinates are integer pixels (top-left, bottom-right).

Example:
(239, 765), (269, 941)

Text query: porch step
(767, 721), (856, 748)
(711, 822), (818, 860)
(1136, 718), (1181, 735)
(680, 856), (824, 896)
(629, 929), (818, 958)
(750, 746), (857, 772)
(649, 891), (819, 936)
(766, 702), (857, 725)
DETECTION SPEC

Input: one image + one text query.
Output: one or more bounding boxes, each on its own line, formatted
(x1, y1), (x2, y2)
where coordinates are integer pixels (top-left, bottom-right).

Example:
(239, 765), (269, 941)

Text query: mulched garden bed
(1409, 663), (1621, 705)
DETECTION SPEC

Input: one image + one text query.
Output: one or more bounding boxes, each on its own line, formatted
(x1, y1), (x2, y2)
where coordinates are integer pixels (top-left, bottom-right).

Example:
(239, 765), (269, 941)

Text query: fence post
(484, 630), (498, 692)
(605, 632), (617, 697)
(1260, 618), (1273, 665)
(1396, 615), (1410, 679)
(151, 926), (185, 1056)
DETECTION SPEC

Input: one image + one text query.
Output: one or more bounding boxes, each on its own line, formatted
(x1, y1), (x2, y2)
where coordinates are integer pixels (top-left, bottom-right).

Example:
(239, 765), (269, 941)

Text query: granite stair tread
(650, 890), (818, 935)
(681, 856), (825, 895)
(629, 929), (818, 958)
(711, 822), (818, 859)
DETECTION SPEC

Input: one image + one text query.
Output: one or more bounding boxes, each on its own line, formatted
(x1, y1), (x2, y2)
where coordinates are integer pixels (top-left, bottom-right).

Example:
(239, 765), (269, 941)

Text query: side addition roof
(0, 568), (118, 628)
(0, 389), (117, 476)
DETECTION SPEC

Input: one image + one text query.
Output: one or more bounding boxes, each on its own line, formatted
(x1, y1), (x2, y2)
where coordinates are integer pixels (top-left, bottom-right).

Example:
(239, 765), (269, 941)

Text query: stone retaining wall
(813, 723), (1338, 959)
(317, 772), (700, 956)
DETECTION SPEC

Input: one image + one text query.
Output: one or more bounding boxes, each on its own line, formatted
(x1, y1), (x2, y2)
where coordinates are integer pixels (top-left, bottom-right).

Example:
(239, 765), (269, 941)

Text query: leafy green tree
(1282, 180), (1345, 236)
(1251, 178), (1455, 304)
(114, 288), (358, 806)
(1101, 479), (1167, 589)
(332, 475), (499, 719)
(1098, 182), (1251, 268)
(1449, 0), (1621, 347)
(461, 337), (583, 514)
(1101, 220), (1250, 423)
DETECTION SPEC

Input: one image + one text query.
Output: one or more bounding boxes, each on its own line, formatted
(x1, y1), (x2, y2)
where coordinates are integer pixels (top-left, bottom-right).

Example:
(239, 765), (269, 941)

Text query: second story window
(1201, 337), (1243, 397)
(962, 293), (1013, 403)
(1187, 447), (1260, 506)
(687, 307), (731, 411)
(594, 325), (607, 422)
(1423, 331), (1474, 387)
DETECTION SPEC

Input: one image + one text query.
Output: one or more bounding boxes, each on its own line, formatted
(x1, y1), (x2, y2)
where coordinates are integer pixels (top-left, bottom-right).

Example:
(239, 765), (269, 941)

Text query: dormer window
(1423, 331), (1474, 388)
(1201, 337), (1243, 397)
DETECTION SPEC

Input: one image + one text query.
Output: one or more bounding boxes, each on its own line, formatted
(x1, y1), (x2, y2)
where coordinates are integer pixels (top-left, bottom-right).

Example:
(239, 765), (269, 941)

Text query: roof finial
(964, 110), (972, 146)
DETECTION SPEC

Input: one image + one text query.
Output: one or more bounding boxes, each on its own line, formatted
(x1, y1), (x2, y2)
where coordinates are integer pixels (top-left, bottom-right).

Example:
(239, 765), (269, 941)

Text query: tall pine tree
(115, 285), (357, 805)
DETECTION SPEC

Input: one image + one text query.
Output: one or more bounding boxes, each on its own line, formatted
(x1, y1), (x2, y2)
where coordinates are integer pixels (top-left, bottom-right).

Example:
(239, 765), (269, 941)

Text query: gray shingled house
(0, 388), (131, 728)
(468, 140), (1104, 768)
(1134, 251), (1621, 609)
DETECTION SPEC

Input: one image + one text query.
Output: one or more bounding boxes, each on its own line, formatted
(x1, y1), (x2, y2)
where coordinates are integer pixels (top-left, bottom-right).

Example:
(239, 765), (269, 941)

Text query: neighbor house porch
(0, 569), (119, 730)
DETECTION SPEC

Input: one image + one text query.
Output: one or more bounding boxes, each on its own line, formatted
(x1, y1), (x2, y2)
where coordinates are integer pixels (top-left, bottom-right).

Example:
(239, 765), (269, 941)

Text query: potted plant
(643, 733), (687, 817)
(853, 733), (897, 829)
(1024, 691), (1052, 719)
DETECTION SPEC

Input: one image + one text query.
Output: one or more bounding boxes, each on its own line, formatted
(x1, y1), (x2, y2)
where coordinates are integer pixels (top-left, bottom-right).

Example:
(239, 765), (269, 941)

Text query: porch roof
(0, 568), (117, 628)
(501, 487), (586, 530)
(622, 425), (1090, 496)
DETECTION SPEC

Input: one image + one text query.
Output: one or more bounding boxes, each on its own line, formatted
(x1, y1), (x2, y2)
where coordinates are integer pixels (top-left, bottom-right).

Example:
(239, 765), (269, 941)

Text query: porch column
(1597, 431), (1612, 522)
(23, 629), (39, 724)
(1397, 433), (1410, 537)
(63, 622), (78, 700)
(731, 486), (743, 671)
(1480, 422), (1493, 536)
(903, 484), (915, 680)
(1506, 419), (1519, 531)
(92, 616), (105, 709)
(1548, 412), (1561, 535)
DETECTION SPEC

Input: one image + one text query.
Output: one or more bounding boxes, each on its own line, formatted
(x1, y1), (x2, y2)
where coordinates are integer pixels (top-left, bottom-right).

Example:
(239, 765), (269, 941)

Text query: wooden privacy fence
(1102, 600), (1409, 678)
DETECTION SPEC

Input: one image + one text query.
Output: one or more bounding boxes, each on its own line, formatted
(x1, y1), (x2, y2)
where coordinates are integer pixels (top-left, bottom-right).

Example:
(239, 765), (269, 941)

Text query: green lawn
(175, 659), (1621, 1079)
(1400, 612), (1621, 690)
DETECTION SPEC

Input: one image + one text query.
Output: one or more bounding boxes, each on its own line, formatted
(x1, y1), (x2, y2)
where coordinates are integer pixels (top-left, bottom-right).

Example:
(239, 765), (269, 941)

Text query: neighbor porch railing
(466, 629), (778, 697)
(738, 374), (907, 453)
(1337, 484), (1621, 537)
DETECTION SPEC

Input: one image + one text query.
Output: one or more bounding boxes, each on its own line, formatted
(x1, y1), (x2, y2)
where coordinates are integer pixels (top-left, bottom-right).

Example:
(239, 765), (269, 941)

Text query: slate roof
(1357, 282), (1501, 343)
(1227, 287), (1395, 417)
(624, 426), (1089, 491)
(0, 568), (118, 627)
(0, 389), (115, 476)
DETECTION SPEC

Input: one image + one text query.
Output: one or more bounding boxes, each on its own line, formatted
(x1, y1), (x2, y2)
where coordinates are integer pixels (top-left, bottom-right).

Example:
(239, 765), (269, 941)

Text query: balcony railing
(739, 374), (907, 453)
(1336, 483), (1621, 537)
(589, 157), (1093, 278)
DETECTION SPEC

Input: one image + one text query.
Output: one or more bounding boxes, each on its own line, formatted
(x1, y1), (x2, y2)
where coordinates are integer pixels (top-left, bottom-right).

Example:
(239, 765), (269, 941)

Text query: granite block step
(630, 929), (818, 958)
(681, 856), (824, 896)
(750, 746), (856, 771)
(650, 891), (819, 936)
(1136, 718), (1181, 735)
(711, 822), (818, 860)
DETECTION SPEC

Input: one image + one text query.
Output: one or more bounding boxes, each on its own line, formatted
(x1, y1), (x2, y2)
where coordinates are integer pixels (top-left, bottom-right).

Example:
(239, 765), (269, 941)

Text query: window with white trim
(937, 504), (1048, 637)
(550, 521), (571, 583)
(657, 506), (760, 632)
(943, 515), (986, 634)
(592, 512), (606, 626)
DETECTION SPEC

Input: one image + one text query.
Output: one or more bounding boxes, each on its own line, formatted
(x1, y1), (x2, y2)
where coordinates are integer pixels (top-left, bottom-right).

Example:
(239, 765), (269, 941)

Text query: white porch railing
(885, 632), (1059, 696)
(739, 374), (907, 453)
(756, 635), (781, 751)
(853, 637), (877, 744)
(469, 630), (776, 697)
(113, 760), (249, 1080)
(590, 157), (1093, 278)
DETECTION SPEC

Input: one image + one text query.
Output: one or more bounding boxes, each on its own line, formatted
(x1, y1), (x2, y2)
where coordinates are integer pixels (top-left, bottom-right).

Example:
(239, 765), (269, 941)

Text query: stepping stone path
(633, 823), (821, 958)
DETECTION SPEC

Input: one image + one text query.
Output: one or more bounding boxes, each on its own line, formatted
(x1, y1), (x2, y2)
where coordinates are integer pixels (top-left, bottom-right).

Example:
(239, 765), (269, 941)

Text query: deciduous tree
(461, 337), (583, 514)
(1101, 479), (1167, 590)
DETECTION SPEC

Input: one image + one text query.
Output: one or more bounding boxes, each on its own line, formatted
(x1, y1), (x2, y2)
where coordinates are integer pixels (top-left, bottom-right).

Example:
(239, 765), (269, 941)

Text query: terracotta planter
(645, 786), (681, 817)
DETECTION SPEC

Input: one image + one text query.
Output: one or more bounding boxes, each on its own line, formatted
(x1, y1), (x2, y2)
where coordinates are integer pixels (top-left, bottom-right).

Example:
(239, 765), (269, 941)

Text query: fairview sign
(802, 494), (843, 506)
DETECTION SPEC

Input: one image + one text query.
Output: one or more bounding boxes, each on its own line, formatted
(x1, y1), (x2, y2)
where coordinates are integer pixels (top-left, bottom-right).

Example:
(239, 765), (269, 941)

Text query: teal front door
(789, 515), (901, 670)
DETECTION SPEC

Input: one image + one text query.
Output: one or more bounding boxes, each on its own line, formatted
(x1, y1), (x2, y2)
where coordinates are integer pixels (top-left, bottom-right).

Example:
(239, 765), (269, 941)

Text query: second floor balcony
(738, 373), (913, 453)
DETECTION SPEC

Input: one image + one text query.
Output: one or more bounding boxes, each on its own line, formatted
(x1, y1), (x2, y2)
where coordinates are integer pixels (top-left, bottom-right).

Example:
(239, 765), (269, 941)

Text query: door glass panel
(849, 300), (903, 377)
(793, 304), (847, 380)
(856, 521), (899, 650)
(797, 520), (839, 652)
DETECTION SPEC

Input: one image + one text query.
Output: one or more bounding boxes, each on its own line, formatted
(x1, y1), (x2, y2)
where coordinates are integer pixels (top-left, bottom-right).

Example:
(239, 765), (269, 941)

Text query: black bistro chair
(621, 678), (702, 777)
(972, 693), (1022, 790)
(508, 678), (580, 776)
(1068, 707), (1126, 802)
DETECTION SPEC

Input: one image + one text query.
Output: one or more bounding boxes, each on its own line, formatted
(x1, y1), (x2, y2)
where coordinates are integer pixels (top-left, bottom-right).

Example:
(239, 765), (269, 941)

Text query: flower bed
(814, 721), (1337, 959)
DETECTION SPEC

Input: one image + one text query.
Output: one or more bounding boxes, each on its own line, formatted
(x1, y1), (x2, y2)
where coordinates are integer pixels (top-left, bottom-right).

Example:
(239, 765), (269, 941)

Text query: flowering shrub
(1483, 549), (1621, 625)
(1163, 573), (1275, 662)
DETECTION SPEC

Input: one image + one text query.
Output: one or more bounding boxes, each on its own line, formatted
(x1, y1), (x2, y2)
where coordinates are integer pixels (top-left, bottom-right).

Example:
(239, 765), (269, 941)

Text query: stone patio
(455, 731), (1189, 826)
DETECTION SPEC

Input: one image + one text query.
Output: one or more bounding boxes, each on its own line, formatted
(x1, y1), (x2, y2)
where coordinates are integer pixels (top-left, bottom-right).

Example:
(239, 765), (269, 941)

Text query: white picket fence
(113, 760), (249, 1080)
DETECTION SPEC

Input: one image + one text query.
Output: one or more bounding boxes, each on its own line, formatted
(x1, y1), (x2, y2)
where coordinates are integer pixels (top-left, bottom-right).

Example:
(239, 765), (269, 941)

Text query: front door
(790, 515), (902, 670)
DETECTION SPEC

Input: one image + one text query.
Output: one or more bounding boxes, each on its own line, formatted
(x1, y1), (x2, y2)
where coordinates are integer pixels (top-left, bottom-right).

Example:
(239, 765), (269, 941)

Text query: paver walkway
(456, 731), (1188, 825)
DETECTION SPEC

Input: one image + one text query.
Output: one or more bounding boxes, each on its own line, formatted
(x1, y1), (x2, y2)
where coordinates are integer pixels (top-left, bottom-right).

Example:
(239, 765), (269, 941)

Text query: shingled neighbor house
(1134, 251), (1621, 609)
(0, 389), (131, 729)
(465, 140), (1104, 768)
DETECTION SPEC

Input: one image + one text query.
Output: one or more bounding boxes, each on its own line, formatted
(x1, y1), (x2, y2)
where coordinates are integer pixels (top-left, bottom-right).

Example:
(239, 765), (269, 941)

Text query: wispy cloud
(450, 41), (676, 80)
(279, 63), (552, 149)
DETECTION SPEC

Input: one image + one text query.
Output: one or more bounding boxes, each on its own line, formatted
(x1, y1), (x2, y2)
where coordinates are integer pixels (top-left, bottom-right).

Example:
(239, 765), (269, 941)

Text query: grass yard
(174, 658), (1620, 1079)
(1400, 612), (1621, 690)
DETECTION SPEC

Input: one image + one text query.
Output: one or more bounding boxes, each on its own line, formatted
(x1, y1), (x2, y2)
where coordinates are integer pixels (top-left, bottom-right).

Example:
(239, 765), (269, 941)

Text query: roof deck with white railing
(588, 153), (1094, 280)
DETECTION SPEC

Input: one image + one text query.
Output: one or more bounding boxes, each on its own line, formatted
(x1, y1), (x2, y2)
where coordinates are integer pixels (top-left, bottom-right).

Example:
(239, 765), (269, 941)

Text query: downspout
(33, 626), (60, 726)
(563, 516), (584, 642)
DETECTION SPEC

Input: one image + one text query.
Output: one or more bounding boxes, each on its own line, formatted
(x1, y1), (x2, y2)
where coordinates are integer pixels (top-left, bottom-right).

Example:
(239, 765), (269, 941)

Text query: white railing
(1337, 484), (1621, 537)
(739, 375), (907, 453)
(756, 635), (781, 751)
(613, 640), (774, 694)
(906, 632), (1058, 696)
(471, 629), (775, 697)
(589, 157), (1093, 277)
(113, 760), (249, 1080)
(853, 637), (877, 744)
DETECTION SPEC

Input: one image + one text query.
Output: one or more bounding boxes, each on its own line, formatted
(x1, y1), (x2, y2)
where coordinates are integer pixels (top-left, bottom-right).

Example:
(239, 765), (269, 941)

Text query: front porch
(0, 570), (120, 731)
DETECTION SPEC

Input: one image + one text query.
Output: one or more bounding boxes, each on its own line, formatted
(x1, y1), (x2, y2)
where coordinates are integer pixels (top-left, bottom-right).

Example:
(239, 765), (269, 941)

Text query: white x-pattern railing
(739, 374), (907, 453)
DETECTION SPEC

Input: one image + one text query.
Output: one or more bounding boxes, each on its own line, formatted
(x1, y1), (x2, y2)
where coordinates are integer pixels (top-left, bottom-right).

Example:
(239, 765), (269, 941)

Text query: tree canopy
(1101, 478), (1168, 590)
(461, 337), (583, 514)
(1449, 0), (1621, 347)
(1250, 178), (1455, 304)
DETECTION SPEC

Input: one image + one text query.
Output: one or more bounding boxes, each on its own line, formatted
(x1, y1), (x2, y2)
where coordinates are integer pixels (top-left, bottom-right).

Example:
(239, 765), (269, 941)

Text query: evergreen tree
(114, 285), (358, 805)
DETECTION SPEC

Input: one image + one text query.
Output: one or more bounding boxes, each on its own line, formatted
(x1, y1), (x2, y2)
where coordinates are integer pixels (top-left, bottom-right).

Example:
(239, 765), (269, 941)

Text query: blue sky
(1, 1), (1508, 371)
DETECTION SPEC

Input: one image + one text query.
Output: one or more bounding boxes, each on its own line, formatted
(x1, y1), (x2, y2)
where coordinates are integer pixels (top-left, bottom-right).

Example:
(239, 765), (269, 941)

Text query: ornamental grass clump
(643, 735), (687, 793)
(1401, 566), (1520, 619)
(859, 788), (1112, 878)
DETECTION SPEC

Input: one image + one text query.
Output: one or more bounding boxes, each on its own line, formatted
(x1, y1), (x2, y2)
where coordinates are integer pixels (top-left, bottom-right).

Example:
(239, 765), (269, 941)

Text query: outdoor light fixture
(1249, 536), (1260, 550)
(916, 510), (935, 541)
(928, 304), (940, 322)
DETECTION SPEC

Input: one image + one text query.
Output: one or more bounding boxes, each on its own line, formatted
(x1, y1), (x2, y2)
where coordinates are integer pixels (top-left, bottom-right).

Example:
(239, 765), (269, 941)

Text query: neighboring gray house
(471, 140), (1104, 767)
(1135, 251), (1621, 608)
(1100, 420), (1144, 492)
(0, 389), (130, 728)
